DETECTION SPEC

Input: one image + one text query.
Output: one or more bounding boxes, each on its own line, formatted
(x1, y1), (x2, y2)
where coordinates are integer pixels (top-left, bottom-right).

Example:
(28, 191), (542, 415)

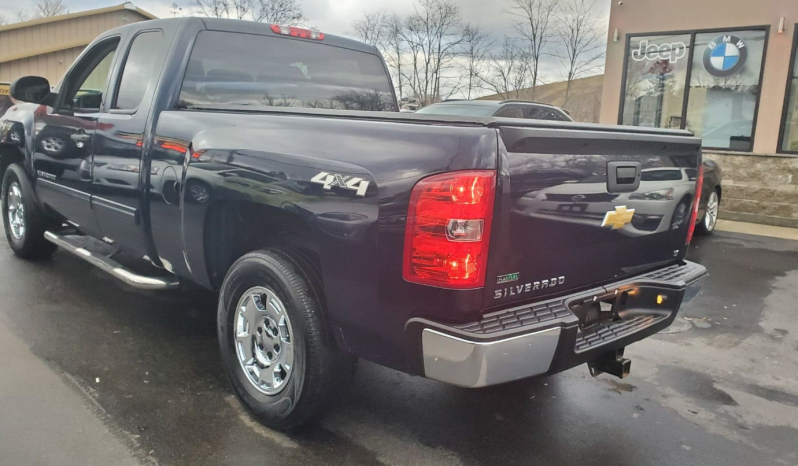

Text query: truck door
(92, 30), (166, 257)
(31, 37), (121, 238)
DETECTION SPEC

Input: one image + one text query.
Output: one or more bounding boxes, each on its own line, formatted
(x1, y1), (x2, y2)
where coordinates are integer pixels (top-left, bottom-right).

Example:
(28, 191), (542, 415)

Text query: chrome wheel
(234, 286), (295, 395)
(41, 136), (64, 154)
(704, 191), (719, 232)
(6, 182), (26, 240)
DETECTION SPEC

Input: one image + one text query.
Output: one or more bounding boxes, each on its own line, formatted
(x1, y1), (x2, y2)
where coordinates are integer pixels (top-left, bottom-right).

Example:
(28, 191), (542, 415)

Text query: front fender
(0, 103), (40, 175)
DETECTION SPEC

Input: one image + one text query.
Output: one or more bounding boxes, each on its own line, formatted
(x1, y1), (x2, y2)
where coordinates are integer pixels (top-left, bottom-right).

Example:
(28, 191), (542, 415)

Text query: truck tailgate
(485, 124), (702, 308)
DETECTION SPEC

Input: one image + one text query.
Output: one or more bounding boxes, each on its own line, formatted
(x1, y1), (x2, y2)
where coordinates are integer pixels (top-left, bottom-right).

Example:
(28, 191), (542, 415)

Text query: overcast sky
(0, 0), (611, 88)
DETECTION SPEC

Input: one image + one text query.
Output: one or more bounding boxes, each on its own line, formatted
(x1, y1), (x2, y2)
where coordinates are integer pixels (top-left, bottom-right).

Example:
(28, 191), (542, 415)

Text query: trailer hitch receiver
(588, 348), (631, 379)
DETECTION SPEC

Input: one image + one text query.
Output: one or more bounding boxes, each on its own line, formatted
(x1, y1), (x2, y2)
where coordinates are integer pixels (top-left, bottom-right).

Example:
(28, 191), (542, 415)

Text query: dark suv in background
(416, 100), (573, 121)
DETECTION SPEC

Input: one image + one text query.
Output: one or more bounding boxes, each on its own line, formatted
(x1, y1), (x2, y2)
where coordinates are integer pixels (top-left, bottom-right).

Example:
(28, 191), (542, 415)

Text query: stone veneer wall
(705, 152), (798, 228)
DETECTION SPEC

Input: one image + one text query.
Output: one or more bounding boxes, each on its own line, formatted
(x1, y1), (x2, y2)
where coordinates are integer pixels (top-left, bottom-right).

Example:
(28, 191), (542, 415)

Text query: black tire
(669, 197), (692, 231)
(217, 248), (355, 430)
(2, 163), (58, 259)
(695, 188), (720, 236)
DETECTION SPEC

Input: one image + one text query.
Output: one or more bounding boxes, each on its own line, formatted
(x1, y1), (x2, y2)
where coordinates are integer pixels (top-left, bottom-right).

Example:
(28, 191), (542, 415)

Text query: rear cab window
(178, 31), (397, 112)
(114, 31), (165, 110)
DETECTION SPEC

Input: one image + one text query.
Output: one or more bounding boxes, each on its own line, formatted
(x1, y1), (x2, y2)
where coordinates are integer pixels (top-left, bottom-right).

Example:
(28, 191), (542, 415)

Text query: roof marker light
(270, 24), (324, 41)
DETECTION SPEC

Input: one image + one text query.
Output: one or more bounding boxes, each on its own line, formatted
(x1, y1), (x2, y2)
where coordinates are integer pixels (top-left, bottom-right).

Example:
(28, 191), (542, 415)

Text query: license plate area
(557, 203), (588, 213)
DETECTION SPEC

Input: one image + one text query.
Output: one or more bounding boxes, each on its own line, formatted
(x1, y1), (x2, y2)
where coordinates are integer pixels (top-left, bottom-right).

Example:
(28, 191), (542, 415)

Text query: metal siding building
(0, 3), (156, 84)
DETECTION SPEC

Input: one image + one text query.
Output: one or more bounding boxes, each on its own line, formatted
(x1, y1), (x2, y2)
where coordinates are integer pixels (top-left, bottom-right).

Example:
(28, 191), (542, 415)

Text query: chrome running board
(44, 231), (180, 291)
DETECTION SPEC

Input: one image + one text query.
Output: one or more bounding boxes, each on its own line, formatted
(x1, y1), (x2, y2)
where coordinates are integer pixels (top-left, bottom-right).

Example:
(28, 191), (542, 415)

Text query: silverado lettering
(494, 276), (567, 299)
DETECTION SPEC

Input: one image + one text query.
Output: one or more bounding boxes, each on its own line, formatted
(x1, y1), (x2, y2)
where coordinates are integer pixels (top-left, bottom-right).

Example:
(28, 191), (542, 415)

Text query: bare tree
(253, 0), (305, 26)
(230, 0), (254, 20)
(12, 0), (70, 20)
(0, 14), (7, 25)
(509, 0), (559, 99)
(193, 0), (304, 24)
(351, 11), (407, 100)
(401, 0), (466, 106)
(478, 37), (534, 100)
(462, 25), (493, 100)
(555, 0), (604, 108)
(32, 0), (69, 18)
(352, 12), (389, 47)
(170, 2), (184, 17)
(383, 14), (407, 101)
(193, 0), (230, 18)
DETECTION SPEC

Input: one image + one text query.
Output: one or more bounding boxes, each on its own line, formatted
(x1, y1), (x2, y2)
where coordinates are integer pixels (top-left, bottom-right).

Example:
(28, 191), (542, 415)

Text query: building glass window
(685, 30), (766, 151)
(621, 34), (690, 128)
(781, 30), (798, 153)
(621, 29), (767, 152)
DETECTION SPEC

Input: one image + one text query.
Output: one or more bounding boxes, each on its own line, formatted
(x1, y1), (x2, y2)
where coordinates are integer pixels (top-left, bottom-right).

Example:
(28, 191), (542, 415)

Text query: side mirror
(10, 76), (56, 106)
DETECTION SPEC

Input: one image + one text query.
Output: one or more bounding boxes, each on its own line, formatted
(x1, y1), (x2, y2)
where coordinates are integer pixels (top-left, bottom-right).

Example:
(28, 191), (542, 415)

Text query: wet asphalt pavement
(0, 224), (797, 466)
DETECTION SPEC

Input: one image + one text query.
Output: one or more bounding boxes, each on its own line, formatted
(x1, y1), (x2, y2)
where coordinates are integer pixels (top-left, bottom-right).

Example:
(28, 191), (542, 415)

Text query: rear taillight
(686, 164), (704, 245)
(270, 25), (324, 40)
(403, 171), (496, 289)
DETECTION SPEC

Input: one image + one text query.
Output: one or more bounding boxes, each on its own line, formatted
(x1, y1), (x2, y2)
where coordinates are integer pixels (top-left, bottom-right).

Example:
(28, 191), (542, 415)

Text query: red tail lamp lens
(686, 164), (704, 245)
(403, 171), (497, 289)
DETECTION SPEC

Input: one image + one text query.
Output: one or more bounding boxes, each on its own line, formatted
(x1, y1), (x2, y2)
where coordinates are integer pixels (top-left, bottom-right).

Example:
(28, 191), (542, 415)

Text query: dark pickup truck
(1, 18), (706, 430)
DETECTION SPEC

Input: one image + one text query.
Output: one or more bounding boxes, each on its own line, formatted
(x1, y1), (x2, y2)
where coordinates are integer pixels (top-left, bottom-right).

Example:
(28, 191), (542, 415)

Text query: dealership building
(601, 0), (798, 227)
(0, 3), (154, 114)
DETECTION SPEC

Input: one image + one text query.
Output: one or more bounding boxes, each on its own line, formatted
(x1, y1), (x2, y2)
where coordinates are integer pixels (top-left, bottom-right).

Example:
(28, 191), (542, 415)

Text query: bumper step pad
(575, 315), (667, 353)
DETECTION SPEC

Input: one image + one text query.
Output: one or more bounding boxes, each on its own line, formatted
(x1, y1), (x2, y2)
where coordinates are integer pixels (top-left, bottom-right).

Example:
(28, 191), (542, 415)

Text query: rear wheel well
(204, 201), (320, 290)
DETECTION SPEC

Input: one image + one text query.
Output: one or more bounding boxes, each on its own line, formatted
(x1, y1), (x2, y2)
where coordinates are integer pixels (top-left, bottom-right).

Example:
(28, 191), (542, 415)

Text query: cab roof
(98, 17), (380, 56)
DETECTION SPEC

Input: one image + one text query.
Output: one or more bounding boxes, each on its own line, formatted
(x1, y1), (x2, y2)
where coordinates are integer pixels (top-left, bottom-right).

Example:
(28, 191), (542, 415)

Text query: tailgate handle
(607, 161), (642, 193)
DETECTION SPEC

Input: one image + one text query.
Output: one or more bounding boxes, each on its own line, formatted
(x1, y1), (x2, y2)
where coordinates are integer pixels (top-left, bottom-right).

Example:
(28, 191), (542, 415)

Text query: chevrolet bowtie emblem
(602, 206), (635, 230)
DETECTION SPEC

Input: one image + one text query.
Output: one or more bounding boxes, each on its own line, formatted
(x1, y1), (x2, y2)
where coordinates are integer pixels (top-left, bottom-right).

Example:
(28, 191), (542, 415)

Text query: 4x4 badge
(311, 172), (369, 197)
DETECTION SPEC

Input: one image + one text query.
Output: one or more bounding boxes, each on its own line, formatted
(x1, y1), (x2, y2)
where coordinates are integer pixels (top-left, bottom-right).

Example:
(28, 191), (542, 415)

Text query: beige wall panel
(0, 10), (150, 85)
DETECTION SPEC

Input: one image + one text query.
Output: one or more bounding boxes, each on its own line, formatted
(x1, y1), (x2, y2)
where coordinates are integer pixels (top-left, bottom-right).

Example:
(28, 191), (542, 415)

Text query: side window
(523, 107), (569, 122)
(62, 39), (119, 112)
(495, 106), (523, 118)
(114, 31), (164, 110)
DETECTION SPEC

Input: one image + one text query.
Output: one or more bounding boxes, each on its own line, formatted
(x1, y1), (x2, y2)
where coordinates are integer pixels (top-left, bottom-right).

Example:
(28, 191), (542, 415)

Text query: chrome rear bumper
(422, 327), (561, 388)
(415, 261), (707, 388)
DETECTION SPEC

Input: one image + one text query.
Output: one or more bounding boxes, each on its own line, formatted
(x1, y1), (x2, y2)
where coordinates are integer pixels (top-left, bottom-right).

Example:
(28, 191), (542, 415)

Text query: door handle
(607, 161), (642, 193)
(70, 133), (91, 143)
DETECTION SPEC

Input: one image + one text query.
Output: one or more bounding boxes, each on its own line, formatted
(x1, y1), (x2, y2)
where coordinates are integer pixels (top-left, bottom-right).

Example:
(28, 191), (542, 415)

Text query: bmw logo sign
(703, 35), (747, 77)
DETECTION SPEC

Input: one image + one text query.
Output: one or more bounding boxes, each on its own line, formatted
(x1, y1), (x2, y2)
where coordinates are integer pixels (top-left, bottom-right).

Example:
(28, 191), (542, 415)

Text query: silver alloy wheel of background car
(6, 182), (26, 240)
(234, 286), (295, 395)
(705, 191), (719, 232)
(188, 183), (210, 203)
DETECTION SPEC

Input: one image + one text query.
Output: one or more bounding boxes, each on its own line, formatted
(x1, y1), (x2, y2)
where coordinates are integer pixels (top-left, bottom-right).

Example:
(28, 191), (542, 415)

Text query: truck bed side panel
(150, 111), (498, 370)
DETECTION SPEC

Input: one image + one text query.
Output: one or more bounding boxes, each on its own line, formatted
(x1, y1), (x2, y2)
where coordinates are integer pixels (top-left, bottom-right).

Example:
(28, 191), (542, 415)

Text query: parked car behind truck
(1, 18), (706, 430)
